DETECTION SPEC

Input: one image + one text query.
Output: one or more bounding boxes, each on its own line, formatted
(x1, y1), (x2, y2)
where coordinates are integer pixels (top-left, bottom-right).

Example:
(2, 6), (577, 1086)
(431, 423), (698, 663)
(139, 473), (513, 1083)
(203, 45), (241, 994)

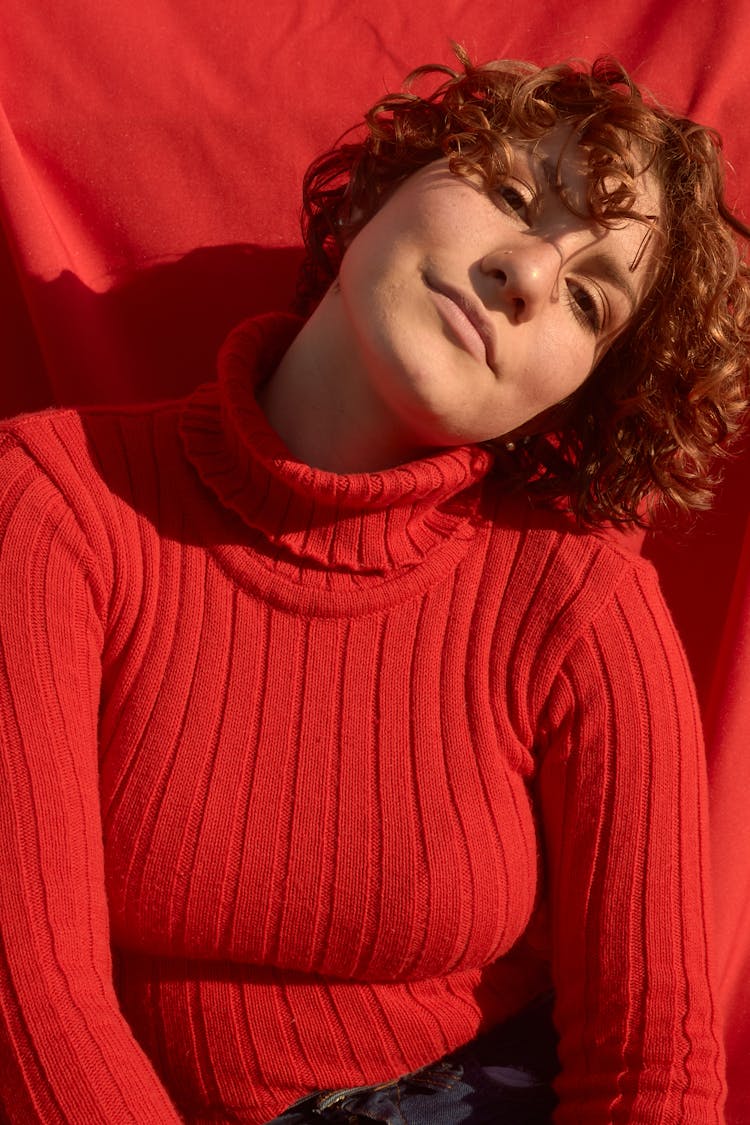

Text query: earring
(503, 435), (532, 452)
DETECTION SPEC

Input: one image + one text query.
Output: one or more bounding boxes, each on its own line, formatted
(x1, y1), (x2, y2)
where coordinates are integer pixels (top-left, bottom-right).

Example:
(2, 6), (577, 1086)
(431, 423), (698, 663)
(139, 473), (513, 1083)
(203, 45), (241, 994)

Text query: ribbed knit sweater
(0, 315), (725, 1124)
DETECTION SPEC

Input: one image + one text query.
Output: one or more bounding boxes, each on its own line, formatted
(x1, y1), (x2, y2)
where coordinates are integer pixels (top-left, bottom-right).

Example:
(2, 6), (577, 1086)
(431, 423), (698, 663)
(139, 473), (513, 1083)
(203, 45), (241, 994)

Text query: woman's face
(333, 125), (660, 452)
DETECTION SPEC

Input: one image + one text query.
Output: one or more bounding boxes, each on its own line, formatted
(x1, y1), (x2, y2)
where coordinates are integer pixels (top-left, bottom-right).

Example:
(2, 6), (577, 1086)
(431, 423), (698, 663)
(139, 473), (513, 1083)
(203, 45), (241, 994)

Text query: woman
(0, 51), (747, 1124)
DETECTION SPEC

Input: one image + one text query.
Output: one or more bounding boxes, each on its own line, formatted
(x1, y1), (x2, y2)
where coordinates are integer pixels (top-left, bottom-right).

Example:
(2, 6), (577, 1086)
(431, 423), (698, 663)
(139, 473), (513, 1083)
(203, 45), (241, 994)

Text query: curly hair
(295, 49), (750, 527)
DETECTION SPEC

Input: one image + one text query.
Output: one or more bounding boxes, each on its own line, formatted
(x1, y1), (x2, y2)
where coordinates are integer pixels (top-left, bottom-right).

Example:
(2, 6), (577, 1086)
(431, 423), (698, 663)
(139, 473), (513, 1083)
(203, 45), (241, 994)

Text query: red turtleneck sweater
(0, 316), (725, 1123)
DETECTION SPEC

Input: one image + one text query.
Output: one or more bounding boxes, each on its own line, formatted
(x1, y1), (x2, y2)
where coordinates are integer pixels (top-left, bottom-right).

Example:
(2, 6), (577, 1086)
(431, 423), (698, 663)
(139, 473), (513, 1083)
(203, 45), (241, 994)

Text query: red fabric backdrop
(1, 2), (748, 1117)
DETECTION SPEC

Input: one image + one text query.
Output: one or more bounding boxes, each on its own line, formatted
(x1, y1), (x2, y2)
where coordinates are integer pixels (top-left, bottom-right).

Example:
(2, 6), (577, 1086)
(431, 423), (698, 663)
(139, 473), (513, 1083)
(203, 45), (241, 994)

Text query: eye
(566, 281), (604, 335)
(499, 186), (526, 212)
(495, 180), (534, 221)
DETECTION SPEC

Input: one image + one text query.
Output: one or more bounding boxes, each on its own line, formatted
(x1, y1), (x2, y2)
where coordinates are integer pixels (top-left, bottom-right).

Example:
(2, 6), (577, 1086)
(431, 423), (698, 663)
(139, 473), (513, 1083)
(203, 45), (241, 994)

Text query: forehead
(511, 123), (661, 217)
(509, 124), (663, 279)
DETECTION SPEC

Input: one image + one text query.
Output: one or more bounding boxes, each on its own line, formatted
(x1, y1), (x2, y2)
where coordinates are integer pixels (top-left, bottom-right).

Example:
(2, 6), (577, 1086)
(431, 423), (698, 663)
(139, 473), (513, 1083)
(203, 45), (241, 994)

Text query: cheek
(546, 324), (598, 380)
(339, 215), (410, 294)
(338, 239), (391, 327)
(526, 326), (596, 405)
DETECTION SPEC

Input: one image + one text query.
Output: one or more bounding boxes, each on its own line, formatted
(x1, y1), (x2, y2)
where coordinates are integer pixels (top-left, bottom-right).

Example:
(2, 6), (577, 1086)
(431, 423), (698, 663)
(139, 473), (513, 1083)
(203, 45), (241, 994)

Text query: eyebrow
(539, 155), (562, 191)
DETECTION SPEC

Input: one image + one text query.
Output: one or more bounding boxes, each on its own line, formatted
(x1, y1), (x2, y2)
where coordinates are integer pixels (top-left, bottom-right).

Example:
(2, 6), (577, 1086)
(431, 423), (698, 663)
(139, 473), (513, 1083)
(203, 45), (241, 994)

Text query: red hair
(296, 51), (750, 526)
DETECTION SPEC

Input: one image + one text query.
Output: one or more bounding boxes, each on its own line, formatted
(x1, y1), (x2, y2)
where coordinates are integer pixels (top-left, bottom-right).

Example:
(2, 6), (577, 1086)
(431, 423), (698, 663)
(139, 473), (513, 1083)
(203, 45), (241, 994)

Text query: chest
(98, 546), (541, 980)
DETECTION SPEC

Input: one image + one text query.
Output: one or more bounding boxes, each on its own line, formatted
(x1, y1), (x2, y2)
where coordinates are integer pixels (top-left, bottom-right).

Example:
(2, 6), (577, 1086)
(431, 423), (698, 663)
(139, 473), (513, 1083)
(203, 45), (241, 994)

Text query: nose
(480, 238), (562, 323)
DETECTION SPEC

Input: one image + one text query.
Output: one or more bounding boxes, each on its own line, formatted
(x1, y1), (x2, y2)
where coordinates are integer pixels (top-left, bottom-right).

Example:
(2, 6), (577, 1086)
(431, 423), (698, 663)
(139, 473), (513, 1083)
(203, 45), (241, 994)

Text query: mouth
(423, 276), (497, 372)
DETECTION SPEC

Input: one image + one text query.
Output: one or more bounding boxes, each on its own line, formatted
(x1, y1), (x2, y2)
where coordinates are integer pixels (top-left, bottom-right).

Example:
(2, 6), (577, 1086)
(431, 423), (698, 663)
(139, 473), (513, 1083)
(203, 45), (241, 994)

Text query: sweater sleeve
(536, 558), (726, 1124)
(0, 433), (183, 1123)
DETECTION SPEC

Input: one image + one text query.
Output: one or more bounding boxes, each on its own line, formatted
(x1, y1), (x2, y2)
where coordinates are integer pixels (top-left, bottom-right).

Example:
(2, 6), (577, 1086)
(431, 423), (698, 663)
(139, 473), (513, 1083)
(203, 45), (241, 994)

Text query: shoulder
(0, 396), (194, 610)
(0, 394), (192, 519)
(480, 488), (682, 709)
(485, 486), (663, 614)
(0, 395), (185, 475)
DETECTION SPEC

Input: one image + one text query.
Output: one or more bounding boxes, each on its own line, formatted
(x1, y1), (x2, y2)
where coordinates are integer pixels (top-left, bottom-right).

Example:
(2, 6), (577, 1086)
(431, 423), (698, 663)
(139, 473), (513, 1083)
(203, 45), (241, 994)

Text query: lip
(424, 276), (498, 372)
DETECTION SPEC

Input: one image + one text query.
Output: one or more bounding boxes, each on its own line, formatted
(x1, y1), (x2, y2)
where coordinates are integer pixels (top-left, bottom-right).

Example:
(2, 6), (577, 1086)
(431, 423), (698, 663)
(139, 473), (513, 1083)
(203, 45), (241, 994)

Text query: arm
(0, 433), (183, 1123)
(536, 560), (725, 1123)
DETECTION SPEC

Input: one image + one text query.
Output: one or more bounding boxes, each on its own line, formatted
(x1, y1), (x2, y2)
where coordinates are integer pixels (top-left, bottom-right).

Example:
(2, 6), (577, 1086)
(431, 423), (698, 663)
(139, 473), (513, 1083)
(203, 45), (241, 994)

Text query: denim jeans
(265, 994), (558, 1124)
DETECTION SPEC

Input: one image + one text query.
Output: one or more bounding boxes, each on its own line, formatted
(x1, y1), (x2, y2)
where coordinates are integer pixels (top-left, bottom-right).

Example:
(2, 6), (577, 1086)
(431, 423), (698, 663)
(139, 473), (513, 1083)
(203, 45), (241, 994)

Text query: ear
(335, 207), (366, 253)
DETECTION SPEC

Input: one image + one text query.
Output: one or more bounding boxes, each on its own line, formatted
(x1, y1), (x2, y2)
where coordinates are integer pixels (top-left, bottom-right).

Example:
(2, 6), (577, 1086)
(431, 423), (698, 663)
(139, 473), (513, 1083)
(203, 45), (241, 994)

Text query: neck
(257, 291), (437, 473)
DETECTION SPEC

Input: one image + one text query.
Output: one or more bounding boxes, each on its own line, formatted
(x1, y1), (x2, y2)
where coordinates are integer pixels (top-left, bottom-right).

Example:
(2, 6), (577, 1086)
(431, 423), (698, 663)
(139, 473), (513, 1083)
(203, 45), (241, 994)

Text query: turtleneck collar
(180, 314), (495, 584)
